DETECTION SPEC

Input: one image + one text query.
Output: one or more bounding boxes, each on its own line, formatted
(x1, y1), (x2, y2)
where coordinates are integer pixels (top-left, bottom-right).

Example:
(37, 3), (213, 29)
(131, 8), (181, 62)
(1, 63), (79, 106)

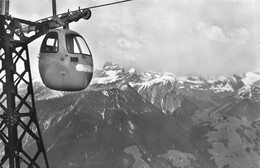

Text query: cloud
(12, 0), (257, 78)
(116, 38), (141, 50)
(195, 22), (249, 44)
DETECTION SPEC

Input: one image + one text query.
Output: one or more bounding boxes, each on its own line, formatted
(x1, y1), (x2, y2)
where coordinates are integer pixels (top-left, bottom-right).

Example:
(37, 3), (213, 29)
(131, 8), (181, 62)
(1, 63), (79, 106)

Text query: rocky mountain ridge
(30, 62), (260, 114)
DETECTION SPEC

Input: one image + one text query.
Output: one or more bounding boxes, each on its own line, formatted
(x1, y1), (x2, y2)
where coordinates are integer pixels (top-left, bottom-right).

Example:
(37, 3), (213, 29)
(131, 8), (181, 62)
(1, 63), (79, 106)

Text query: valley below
(19, 62), (260, 168)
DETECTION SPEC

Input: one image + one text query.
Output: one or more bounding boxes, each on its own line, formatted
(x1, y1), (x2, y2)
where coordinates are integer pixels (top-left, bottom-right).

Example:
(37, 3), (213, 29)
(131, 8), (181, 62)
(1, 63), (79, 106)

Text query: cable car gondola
(39, 29), (93, 91)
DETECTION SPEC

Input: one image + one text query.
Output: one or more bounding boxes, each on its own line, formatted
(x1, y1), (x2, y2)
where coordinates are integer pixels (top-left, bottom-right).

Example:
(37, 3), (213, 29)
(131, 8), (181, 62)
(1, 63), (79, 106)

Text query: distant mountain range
(91, 62), (259, 112)
(18, 62), (260, 168)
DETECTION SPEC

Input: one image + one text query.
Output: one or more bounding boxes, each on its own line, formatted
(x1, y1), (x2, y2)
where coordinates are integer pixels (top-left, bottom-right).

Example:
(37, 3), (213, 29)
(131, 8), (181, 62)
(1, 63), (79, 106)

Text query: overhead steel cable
(88, 0), (135, 9)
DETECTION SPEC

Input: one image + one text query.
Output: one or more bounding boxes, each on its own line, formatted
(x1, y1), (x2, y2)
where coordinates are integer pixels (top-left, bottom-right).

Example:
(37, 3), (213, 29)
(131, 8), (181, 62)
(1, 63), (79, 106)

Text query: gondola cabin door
(39, 29), (93, 91)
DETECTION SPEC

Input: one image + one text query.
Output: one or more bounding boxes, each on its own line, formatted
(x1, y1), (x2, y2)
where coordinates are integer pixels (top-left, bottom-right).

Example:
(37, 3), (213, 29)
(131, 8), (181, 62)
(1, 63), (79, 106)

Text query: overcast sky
(9, 0), (260, 78)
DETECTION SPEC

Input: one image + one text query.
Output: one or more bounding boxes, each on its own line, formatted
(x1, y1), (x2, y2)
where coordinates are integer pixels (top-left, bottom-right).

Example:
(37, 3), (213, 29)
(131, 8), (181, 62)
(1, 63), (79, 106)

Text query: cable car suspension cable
(87, 0), (136, 9)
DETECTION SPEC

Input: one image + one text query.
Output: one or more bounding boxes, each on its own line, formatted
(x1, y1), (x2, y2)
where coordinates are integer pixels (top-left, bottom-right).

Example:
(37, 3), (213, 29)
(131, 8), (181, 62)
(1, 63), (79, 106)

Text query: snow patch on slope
(210, 83), (234, 93)
(128, 68), (136, 74)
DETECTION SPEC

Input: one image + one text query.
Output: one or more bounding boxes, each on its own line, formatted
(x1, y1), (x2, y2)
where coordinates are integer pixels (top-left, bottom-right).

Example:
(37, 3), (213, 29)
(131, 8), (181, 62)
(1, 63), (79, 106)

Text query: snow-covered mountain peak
(91, 62), (125, 85)
(138, 70), (177, 84)
(87, 62), (247, 94)
(241, 72), (260, 86)
(140, 70), (159, 80)
(103, 61), (124, 71)
(31, 62), (258, 101)
(234, 72), (260, 101)
(101, 63), (124, 78)
(91, 70), (122, 85)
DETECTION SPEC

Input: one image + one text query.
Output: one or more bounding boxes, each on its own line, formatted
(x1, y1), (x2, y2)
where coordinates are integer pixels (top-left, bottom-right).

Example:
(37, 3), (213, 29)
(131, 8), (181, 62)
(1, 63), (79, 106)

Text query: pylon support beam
(0, 16), (49, 168)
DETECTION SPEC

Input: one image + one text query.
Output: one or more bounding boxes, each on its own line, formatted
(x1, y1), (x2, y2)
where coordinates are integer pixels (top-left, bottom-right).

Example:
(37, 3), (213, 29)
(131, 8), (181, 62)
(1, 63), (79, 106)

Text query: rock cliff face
(17, 62), (260, 168)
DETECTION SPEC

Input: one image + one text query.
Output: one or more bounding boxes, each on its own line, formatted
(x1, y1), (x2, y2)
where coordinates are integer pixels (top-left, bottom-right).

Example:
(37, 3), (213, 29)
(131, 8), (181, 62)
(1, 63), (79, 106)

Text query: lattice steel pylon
(0, 17), (49, 168)
(0, 3), (93, 167)
(0, 4), (93, 167)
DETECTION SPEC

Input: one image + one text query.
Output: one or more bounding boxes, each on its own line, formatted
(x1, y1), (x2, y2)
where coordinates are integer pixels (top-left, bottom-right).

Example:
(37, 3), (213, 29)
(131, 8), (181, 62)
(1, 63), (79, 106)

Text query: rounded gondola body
(39, 29), (93, 91)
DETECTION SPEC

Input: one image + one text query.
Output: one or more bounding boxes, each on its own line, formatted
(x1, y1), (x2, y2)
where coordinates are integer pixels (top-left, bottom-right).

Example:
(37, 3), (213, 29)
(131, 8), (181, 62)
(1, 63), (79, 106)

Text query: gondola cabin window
(66, 34), (91, 56)
(40, 32), (59, 53)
